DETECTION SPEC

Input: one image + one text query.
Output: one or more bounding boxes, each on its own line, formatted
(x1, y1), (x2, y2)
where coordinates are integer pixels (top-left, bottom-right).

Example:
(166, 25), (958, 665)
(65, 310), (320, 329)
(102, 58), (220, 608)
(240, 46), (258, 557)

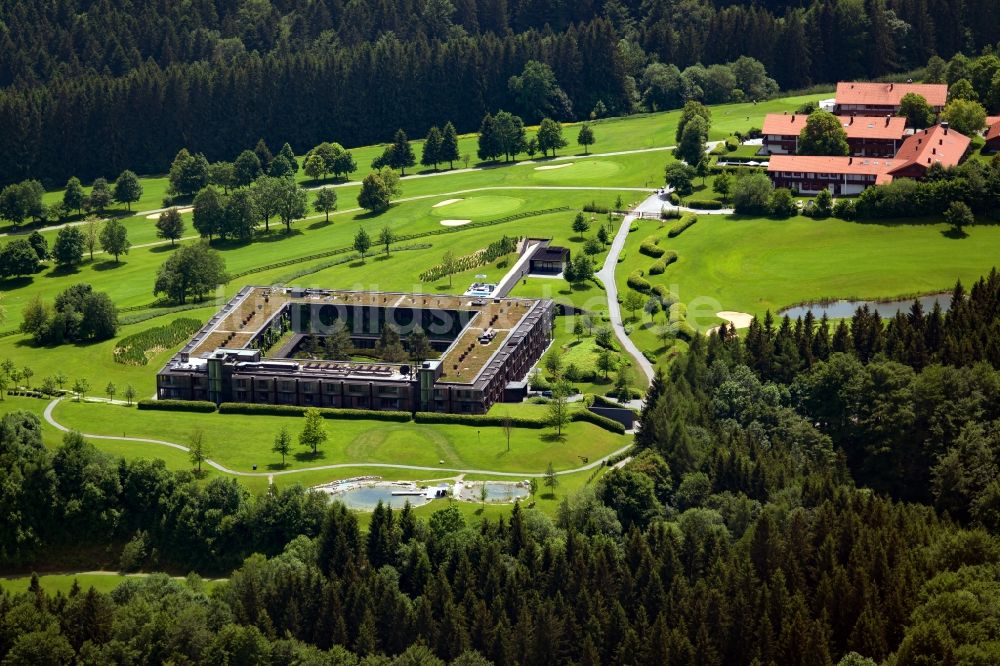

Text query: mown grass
(50, 400), (628, 475)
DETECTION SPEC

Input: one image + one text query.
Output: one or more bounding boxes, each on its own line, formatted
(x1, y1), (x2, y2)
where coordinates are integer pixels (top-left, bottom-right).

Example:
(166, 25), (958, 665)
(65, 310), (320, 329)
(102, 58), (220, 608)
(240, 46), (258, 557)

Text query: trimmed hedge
(218, 402), (412, 421)
(685, 199), (723, 210)
(591, 394), (640, 413)
(648, 251), (678, 275)
(668, 192), (680, 205)
(571, 409), (627, 434)
(137, 399), (217, 413)
(639, 236), (665, 257)
(725, 137), (739, 151)
(583, 201), (609, 214)
(652, 284), (677, 306)
(413, 412), (546, 428)
(627, 270), (651, 292)
(667, 214), (698, 238)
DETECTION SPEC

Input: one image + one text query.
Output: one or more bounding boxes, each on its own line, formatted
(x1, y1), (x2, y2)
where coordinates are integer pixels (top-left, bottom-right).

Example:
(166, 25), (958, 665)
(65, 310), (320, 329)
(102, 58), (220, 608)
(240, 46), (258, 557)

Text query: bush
(218, 402), (411, 421)
(668, 192), (680, 205)
(137, 399), (217, 413)
(709, 143), (726, 156)
(745, 127), (763, 140)
(660, 208), (681, 220)
(667, 214), (698, 238)
(628, 221), (639, 232)
(639, 235), (665, 257)
(648, 251), (677, 275)
(652, 284), (677, 306)
(725, 137), (739, 151)
(833, 198), (856, 220)
(685, 199), (723, 210)
(570, 409), (626, 434)
(627, 270), (651, 292)
(583, 201), (609, 214)
(413, 412), (546, 428)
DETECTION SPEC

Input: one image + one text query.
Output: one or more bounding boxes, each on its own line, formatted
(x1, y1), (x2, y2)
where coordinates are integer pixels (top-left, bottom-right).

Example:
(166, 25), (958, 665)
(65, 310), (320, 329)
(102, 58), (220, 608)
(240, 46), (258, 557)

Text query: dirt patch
(146, 206), (192, 220)
(439, 219), (471, 227)
(432, 198), (463, 208)
(534, 163), (573, 171)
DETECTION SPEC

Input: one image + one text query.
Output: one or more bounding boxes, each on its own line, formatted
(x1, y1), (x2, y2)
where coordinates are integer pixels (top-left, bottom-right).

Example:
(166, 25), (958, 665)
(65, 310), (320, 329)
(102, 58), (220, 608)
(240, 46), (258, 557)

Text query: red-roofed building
(886, 124), (970, 179)
(762, 112), (907, 157)
(834, 81), (948, 115)
(985, 119), (1000, 152)
(767, 155), (897, 195)
(765, 124), (969, 194)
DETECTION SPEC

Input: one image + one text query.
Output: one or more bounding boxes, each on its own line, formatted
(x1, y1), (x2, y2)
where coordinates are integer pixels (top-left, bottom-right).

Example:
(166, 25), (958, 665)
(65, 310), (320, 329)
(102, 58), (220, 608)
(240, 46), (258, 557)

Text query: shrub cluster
(652, 284), (677, 306)
(114, 318), (202, 366)
(639, 235), (665, 258)
(684, 199), (723, 210)
(137, 399), (217, 413)
(570, 409), (627, 434)
(648, 251), (678, 275)
(725, 137), (740, 151)
(419, 235), (519, 282)
(668, 302), (696, 340)
(583, 201), (609, 214)
(627, 269), (651, 292)
(413, 412), (546, 428)
(667, 214), (698, 237)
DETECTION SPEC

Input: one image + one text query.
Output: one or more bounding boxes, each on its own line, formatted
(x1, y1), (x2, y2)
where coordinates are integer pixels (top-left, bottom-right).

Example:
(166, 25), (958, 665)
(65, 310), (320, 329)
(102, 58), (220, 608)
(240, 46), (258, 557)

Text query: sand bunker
(534, 163), (573, 171)
(432, 198), (463, 208)
(716, 311), (754, 328)
(439, 219), (471, 227)
(146, 206), (192, 219)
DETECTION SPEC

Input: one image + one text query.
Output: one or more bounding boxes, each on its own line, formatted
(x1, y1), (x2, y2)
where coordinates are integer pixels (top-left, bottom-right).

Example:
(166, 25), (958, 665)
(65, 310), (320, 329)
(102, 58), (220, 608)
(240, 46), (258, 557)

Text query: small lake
(482, 482), (529, 502)
(332, 485), (434, 511)
(779, 293), (951, 320)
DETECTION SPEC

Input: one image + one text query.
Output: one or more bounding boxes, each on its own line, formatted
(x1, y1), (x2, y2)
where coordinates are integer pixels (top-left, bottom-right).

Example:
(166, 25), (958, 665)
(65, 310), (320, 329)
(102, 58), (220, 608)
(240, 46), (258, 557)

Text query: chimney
(939, 139), (943, 145)
(932, 148), (936, 155)
(889, 83), (894, 91)
(849, 116), (854, 125)
(849, 157), (853, 164)
(885, 116), (890, 126)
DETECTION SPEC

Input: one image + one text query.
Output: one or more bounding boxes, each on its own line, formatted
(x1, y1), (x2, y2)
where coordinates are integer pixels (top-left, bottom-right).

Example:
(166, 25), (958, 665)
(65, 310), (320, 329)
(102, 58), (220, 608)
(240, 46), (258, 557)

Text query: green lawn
(50, 400), (629, 475)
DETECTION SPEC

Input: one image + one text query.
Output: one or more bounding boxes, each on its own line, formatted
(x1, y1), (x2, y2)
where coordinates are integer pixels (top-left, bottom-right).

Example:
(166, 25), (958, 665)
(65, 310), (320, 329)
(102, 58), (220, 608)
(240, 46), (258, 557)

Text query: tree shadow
(93, 260), (125, 271)
(308, 219), (333, 230)
(373, 254), (391, 262)
(293, 450), (327, 462)
(45, 265), (81, 278)
(0, 276), (34, 291)
(349, 260), (367, 268)
(267, 461), (290, 471)
(541, 432), (566, 443)
(940, 227), (968, 239)
(149, 243), (179, 253)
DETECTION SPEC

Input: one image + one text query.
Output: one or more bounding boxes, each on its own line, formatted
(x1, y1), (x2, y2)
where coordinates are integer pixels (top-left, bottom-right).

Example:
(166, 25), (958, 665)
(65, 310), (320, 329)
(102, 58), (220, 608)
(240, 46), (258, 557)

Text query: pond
(322, 483), (437, 511)
(779, 293), (951, 320)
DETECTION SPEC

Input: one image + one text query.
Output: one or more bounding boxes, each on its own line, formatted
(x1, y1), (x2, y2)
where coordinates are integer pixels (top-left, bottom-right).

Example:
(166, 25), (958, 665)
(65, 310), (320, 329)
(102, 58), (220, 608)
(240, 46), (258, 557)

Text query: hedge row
(591, 393), (640, 412)
(218, 402), (411, 421)
(667, 302), (696, 341)
(137, 399), (217, 413)
(627, 269), (651, 292)
(685, 199), (723, 210)
(667, 214), (698, 238)
(571, 409), (627, 434)
(652, 284), (677, 306)
(413, 412), (546, 428)
(639, 236), (665, 257)
(583, 201), (609, 214)
(648, 251), (678, 275)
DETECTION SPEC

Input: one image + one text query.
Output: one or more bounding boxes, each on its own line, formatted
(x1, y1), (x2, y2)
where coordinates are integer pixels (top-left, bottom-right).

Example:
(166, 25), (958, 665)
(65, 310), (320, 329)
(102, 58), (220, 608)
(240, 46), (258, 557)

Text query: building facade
(762, 113), (907, 157)
(157, 286), (555, 414)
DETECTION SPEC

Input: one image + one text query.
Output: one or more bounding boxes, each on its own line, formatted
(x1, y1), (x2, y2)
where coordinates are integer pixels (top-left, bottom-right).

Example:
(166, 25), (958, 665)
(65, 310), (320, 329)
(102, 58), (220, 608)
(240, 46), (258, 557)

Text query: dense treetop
(2, 0), (997, 185)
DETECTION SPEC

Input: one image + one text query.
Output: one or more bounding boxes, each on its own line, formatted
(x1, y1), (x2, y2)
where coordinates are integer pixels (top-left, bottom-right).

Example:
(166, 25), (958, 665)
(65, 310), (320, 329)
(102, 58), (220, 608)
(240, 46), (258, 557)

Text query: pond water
(331, 485), (434, 511)
(779, 293), (951, 320)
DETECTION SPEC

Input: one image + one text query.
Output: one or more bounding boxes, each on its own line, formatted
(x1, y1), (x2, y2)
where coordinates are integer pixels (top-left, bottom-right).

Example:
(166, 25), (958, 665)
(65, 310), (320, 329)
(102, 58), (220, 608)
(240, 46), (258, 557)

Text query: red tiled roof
(762, 113), (906, 140)
(835, 82), (948, 108)
(986, 120), (1000, 143)
(767, 155), (898, 179)
(888, 124), (970, 173)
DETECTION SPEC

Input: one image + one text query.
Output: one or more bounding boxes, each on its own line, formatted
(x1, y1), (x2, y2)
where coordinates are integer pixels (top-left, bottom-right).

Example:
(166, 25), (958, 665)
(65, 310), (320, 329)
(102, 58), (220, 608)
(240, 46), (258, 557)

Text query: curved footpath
(596, 202), (657, 386)
(43, 397), (632, 480)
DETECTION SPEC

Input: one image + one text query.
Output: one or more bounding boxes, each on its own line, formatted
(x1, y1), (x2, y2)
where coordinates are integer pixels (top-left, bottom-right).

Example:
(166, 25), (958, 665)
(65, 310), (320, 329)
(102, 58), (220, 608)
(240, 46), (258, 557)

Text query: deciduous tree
(113, 170), (143, 211)
(156, 208), (185, 246)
